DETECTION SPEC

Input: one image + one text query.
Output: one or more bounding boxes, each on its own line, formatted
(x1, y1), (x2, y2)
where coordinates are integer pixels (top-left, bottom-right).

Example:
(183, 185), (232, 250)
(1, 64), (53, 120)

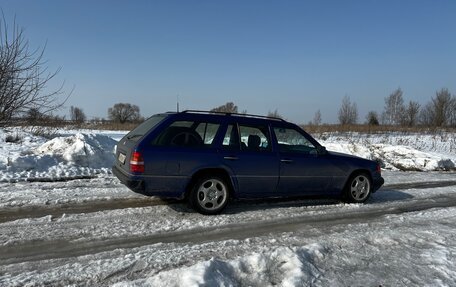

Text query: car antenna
(176, 94), (180, 112)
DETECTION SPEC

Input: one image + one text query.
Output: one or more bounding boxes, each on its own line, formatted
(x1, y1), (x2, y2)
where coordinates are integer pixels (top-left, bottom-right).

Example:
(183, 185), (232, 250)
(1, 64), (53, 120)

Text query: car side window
(152, 120), (220, 148)
(274, 127), (317, 154)
(239, 125), (271, 152)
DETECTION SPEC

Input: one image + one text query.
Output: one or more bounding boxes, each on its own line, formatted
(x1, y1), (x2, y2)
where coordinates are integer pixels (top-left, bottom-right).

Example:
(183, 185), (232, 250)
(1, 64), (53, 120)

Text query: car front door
(273, 126), (335, 195)
(220, 123), (279, 197)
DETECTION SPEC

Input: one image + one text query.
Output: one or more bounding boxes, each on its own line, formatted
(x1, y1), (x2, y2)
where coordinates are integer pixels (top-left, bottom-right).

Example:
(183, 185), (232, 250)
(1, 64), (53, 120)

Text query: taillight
(130, 151), (144, 173)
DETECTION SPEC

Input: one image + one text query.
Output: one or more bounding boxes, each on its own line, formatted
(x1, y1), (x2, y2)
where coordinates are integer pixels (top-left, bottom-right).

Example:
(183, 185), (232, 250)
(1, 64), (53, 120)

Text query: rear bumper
(373, 176), (385, 192)
(112, 165), (145, 194)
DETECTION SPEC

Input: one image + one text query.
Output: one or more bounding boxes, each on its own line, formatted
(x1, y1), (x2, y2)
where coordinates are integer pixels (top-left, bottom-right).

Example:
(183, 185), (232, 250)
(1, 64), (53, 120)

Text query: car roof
(160, 110), (293, 126)
(182, 110), (285, 121)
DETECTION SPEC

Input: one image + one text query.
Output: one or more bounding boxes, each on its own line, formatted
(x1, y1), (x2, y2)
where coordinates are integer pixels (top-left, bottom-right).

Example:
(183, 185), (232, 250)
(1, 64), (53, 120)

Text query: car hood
(327, 150), (366, 161)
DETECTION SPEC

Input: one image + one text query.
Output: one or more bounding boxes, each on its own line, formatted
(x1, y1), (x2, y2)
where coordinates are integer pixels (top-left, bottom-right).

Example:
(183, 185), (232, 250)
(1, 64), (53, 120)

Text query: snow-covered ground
(0, 128), (455, 286)
(1, 173), (455, 286)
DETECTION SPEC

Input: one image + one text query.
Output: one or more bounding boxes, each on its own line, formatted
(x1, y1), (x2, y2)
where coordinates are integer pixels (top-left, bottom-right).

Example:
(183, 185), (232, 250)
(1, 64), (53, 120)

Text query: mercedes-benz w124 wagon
(112, 111), (384, 214)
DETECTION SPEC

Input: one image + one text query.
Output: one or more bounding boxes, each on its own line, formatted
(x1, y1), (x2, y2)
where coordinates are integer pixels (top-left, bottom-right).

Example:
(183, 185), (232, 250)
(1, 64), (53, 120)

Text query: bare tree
(267, 109), (283, 119)
(431, 88), (453, 127)
(108, 103), (141, 123)
(338, 96), (358, 125)
(403, 101), (420, 127)
(450, 97), (456, 127)
(419, 102), (434, 126)
(210, 102), (238, 113)
(366, 111), (379, 126)
(70, 106), (86, 124)
(382, 88), (405, 125)
(0, 14), (68, 126)
(419, 88), (455, 127)
(313, 110), (322, 125)
(26, 107), (43, 123)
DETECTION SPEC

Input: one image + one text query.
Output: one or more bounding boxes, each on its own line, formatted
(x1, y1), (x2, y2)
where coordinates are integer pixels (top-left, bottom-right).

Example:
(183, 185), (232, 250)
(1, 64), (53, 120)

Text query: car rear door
(220, 122), (279, 197)
(143, 119), (222, 195)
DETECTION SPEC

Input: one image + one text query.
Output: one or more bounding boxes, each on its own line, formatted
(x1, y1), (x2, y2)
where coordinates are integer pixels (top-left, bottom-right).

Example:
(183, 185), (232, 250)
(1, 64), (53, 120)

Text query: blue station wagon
(113, 111), (384, 214)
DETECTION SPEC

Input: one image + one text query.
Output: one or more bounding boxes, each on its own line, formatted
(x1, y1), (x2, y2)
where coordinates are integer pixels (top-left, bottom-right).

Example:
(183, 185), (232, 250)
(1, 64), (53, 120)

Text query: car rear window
(152, 120), (220, 148)
(125, 114), (167, 141)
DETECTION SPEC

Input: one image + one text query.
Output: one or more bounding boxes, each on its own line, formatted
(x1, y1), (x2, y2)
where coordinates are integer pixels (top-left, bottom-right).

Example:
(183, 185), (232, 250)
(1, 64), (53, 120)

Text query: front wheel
(189, 176), (230, 215)
(344, 173), (372, 203)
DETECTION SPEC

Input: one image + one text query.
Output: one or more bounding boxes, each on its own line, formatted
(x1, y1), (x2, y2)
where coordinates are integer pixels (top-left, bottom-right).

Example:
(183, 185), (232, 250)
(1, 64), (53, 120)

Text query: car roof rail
(181, 110), (286, 122)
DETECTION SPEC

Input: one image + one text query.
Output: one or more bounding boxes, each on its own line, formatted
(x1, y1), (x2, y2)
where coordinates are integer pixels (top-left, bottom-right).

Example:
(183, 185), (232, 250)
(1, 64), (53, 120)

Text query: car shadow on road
(165, 196), (342, 214)
(166, 188), (414, 215)
(367, 188), (414, 204)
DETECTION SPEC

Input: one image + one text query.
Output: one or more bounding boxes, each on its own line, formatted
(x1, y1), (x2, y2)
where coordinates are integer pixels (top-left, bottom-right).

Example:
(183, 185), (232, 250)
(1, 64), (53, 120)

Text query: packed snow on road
(0, 128), (455, 286)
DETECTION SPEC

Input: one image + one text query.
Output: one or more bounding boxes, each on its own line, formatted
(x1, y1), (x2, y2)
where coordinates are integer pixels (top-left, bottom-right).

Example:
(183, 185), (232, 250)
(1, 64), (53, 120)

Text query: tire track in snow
(384, 180), (456, 190)
(0, 197), (176, 223)
(1, 193), (456, 265)
(1, 180), (455, 223)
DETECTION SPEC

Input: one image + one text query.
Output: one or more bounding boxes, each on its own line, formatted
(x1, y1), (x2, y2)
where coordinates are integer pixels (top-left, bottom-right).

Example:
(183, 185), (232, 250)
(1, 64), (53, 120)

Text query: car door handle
(280, 159), (293, 163)
(224, 156), (239, 160)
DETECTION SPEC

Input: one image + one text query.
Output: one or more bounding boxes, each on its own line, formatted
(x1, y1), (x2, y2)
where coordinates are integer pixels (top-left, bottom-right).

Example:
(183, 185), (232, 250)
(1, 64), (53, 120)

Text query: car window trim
(237, 123), (273, 153)
(151, 119), (222, 149)
(272, 124), (322, 155)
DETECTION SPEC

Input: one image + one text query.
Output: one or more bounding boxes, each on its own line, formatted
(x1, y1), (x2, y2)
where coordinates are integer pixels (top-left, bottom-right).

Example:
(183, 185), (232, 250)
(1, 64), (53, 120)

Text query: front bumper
(373, 176), (385, 192)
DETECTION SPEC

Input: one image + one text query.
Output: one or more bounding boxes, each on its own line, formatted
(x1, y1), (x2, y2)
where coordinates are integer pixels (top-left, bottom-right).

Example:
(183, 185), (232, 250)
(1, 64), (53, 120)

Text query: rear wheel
(190, 175), (230, 215)
(344, 173), (372, 203)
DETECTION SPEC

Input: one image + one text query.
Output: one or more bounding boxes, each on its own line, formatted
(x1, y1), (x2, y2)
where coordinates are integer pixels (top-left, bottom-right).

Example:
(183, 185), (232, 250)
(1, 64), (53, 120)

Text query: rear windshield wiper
(127, 134), (143, 140)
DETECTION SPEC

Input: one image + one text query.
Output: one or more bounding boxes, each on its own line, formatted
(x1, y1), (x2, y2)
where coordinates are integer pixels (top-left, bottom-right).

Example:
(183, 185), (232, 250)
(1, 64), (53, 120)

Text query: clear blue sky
(1, 0), (455, 123)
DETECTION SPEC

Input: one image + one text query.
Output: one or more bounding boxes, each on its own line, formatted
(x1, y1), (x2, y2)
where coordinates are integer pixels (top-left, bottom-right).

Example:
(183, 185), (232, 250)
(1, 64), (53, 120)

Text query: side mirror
(317, 146), (328, 155)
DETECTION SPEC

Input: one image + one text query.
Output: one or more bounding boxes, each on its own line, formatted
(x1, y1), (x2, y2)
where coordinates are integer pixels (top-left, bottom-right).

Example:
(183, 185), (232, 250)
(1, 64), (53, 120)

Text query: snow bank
(113, 244), (326, 287)
(0, 129), (455, 182)
(35, 133), (116, 168)
(0, 131), (116, 182)
(319, 132), (456, 171)
(373, 144), (455, 171)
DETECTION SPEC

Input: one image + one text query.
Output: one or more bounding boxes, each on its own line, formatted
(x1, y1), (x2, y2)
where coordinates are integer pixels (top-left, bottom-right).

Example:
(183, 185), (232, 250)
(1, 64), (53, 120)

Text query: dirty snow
(1, 178), (455, 286)
(113, 244), (326, 287)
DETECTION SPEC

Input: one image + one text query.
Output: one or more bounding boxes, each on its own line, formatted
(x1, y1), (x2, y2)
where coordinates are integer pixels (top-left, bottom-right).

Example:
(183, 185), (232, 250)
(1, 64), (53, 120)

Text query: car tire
(190, 175), (230, 215)
(344, 172), (372, 203)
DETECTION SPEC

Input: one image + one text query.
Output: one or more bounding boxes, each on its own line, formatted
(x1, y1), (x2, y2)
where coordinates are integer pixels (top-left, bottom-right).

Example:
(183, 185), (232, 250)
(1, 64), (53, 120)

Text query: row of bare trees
(419, 89), (456, 127)
(68, 103), (143, 125)
(211, 89), (455, 128)
(338, 88), (456, 127)
(383, 88), (455, 127)
(381, 88), (430, 127)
